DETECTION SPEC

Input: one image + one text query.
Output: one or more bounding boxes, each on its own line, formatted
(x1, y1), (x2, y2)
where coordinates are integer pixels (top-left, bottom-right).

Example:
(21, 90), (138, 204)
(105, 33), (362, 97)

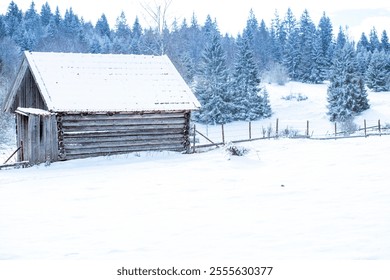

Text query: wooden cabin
(2, 51), (200, 164)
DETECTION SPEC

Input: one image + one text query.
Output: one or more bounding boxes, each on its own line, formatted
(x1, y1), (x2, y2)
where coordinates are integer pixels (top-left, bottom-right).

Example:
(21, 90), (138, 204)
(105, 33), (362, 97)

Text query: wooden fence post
(221, 124), (225, 144)
(192, 125), (196, 154)
(378, 119), (381, 136)
(364, 119), (367, 137)
(20, 140), (24, 162)
(249, 121), (252, 140)
(306, 120), (310, 137)
(276, 118), (279, 138)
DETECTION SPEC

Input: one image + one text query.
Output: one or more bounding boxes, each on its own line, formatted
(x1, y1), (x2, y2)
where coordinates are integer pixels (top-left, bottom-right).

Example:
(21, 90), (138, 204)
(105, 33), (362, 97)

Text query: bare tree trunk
(140, 0), (172, 55)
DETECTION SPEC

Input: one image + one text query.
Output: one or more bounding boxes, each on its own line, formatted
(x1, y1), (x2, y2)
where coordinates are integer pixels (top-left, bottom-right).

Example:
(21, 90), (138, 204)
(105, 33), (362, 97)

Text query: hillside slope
(1, 82), (390, 260)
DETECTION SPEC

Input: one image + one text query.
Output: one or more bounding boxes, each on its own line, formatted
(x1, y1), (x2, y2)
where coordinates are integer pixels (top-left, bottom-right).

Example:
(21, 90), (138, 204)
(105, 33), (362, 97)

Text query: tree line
(0, 1), (389, 124)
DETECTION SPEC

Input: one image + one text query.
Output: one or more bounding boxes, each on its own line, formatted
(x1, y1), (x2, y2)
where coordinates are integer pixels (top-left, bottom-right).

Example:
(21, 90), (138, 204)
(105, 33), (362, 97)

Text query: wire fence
(190, 118), (390, 152)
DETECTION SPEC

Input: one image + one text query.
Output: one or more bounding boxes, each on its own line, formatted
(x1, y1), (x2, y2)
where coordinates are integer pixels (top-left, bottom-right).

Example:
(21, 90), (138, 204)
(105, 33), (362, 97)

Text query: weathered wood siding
(57, 111), (191, 160)
(11, 69), (47, 112)
(16, 113), (58, 164)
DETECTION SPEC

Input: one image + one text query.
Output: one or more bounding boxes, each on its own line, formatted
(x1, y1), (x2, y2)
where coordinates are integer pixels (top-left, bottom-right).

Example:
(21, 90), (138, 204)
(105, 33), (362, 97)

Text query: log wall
(57, 111), (191, 160)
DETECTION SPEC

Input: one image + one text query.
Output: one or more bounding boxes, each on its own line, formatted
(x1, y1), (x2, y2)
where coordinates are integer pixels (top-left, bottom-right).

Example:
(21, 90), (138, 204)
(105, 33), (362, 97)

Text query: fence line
(191, 118), (390, 152)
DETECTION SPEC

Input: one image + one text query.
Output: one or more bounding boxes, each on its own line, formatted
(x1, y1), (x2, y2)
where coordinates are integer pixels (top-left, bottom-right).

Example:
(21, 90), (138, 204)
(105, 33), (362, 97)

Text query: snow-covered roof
(9, 51), (200, 112)
(15, 107), (55, 116)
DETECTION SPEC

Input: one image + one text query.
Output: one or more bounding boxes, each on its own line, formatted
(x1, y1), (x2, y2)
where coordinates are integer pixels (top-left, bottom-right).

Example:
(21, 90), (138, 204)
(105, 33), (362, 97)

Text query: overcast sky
(1, 0), (389, 40)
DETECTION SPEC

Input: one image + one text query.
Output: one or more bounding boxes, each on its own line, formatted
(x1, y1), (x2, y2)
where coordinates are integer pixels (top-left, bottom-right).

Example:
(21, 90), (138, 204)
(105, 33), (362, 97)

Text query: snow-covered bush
(262, 62), (289, 85)
(224, 142), (249, 156)
(280, 126), (299, 138)
(339, 118), (358, 135)
(282, 93), (308, 101)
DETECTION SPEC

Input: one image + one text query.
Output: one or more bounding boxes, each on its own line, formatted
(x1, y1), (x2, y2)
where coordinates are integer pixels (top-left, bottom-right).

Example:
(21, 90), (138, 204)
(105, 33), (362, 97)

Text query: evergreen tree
(40, 1), (52, 27)
(284, 26), (300, 80)
(202, 14), (219, 43)
(366, 50), (390, 92)
(95, 14), (111, 38)
(4, 1), (22, 37)
(296, 9), (318, 83)
(112, 11), (131, 54)
(62, 8), (80, 37)
(327, 43), (369, 122)
(381, 30), (389, 52)
(22, 1), (43, 50)
(309, 30), (327, 83)
(53, 6), (61, 27)
(335, 27), (347, 50)
(270, 10), (286, 63)
(317, 12), (334, 79)
(369, 27), (380, 52)
(0, 16), (6, 39)
(130, 16), (142, 54)
(282, 8), (299, 79)
(357, 32), (370, 52)
(231, 36), (271, 121)
(194, 34), (233, 124)
(355, 48), (371, 77)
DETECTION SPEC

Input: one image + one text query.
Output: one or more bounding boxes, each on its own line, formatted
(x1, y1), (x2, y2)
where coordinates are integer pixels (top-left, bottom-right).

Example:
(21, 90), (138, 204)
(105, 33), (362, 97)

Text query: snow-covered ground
(1, 82), (390, 260)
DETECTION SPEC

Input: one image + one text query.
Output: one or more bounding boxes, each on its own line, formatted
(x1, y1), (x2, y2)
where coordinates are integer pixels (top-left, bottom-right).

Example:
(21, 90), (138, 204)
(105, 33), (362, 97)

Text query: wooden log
(63, 133), (184, 144)
(64, 138), (184, 150)
(64, 143), (185, 159)
(61, 123), (186, 132)
(63, 129), (184, 138)
(60, 112), (187, 121)
(61, 118), (186, 127)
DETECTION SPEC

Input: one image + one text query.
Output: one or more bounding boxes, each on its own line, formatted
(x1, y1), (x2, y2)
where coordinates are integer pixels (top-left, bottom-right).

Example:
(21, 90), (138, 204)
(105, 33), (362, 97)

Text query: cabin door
(15, 110), (58, 164)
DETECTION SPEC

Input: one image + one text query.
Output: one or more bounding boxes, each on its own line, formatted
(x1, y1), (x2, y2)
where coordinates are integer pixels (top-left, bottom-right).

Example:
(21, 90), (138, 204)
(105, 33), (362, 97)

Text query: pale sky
(1, 0), (390, 40)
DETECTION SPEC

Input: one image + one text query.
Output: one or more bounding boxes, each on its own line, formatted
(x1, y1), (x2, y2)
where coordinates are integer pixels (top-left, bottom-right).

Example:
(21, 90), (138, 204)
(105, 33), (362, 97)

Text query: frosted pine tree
(366, 50), (390, 92)
(327, 43), (369, 122)
(381, 30), (389, 52)
(231, 36), (271, 121)
(194, 34), (233, 124)
(296, 9), (316, 83)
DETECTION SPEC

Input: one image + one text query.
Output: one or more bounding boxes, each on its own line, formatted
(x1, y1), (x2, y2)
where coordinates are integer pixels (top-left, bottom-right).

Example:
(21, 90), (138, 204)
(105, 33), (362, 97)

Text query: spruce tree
(357, 32), (370, 52)
(130, 17), (142, 54)
(0, 16), (6, 39)
(317, 12), (334, 79)
(381, 30), (389, 52)
(296, 9), (316, 83)
(366, 50), (390, 92)
(4, 1), (22, 37)
(194, 34), (233, 124)
(40, 2), (52, 27)
(327, 43), (369, 122)
(231, 36), (271, 121)
(369, 28), (380, 52)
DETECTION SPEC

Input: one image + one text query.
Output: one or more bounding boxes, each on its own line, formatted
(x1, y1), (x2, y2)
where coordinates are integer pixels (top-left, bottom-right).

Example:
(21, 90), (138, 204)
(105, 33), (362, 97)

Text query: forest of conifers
(0, 1), (389, 125)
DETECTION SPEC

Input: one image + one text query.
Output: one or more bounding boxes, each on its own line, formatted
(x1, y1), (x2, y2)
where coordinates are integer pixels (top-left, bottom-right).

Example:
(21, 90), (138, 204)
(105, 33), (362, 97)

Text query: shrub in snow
(280, 126), (299, 138)
(224, 142), (249, 157)
(262, 125), (274, 138)
(281, 93), (308, 101)
(339, 118), (358, 135)
(262, 62), (289, 85)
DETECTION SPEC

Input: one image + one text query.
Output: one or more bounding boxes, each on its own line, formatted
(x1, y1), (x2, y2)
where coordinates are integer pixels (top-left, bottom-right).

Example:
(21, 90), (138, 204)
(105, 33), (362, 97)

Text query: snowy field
(1, 82), (390, 260)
